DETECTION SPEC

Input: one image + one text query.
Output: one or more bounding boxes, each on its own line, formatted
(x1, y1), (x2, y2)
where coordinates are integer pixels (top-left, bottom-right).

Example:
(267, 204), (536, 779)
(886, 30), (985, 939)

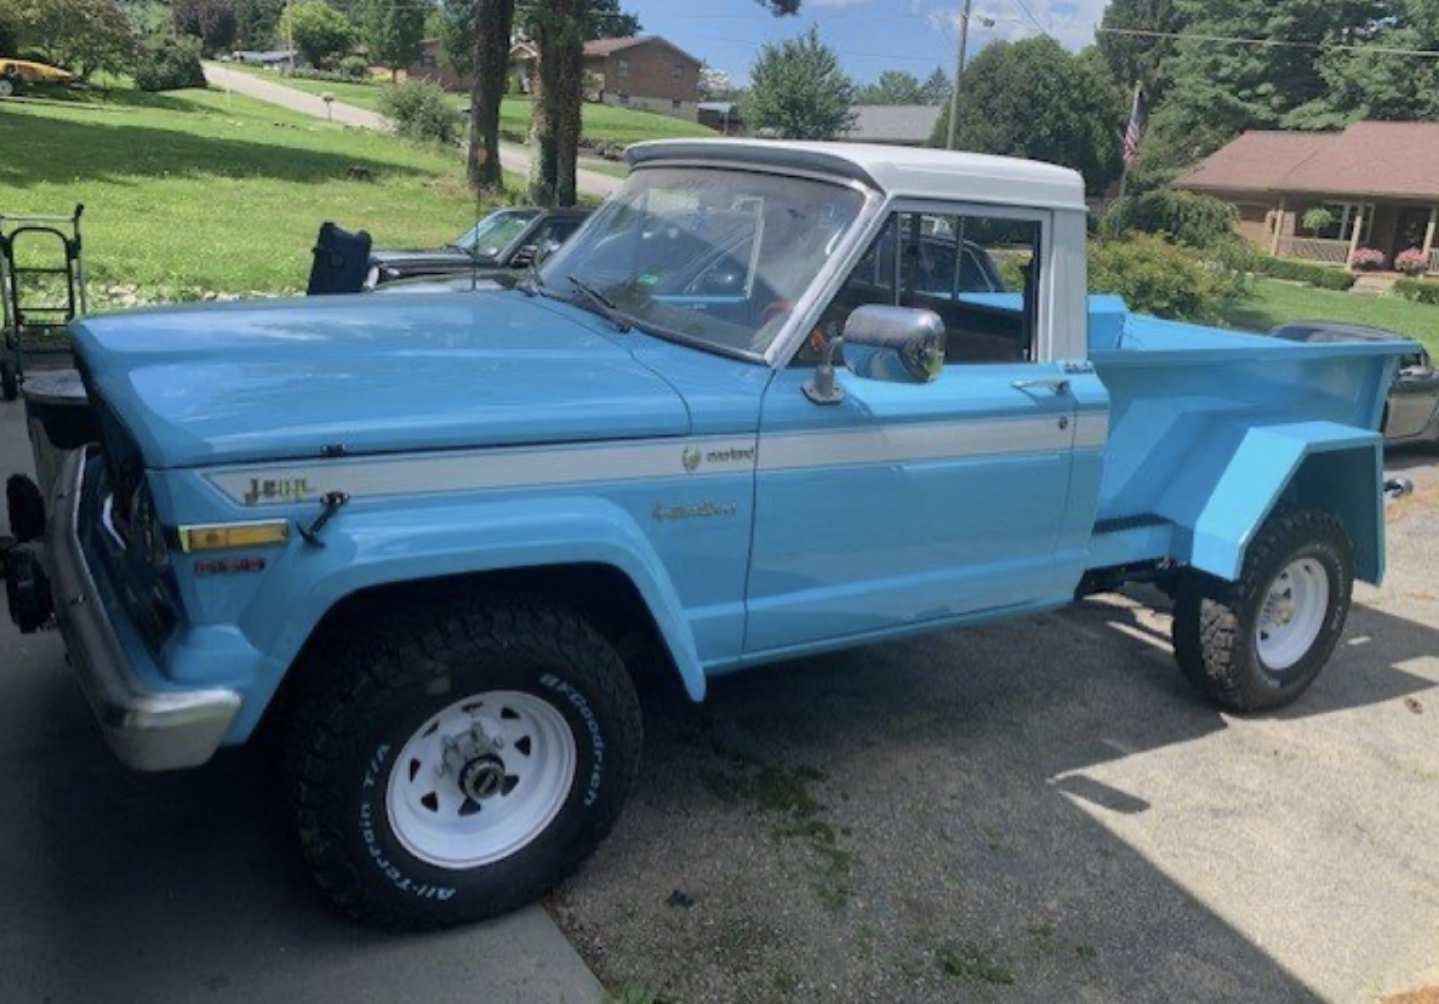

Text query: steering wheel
(760, 299), (795, 326)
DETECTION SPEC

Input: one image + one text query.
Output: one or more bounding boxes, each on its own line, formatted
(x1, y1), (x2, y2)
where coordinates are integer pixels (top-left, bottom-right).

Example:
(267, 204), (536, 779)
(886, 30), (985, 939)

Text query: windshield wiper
(567, 275), (631, 333)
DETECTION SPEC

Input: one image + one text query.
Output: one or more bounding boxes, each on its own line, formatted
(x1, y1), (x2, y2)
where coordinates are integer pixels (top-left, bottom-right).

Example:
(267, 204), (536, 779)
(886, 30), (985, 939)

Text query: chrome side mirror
(804, 305), (946, 405)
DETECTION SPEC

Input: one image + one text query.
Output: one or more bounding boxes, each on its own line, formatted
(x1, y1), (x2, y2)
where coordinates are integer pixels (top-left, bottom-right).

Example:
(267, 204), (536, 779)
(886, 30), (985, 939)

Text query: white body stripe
(757, 415), (1073, 472)
(206, 413), (1107, 506)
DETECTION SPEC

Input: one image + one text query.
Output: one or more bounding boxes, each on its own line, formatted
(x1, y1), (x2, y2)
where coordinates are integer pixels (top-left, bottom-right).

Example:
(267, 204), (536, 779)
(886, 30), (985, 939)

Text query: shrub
(377, 78), (461, 144)
(1088, 233), (1239, 324)
(1102, 189), (1240, 252)
(339, 54), (368, 79)
(1395, 247), (1429, 277)
(1394, 278), (1439, 306)
(1350, 247), (1388, 271)
(133, 32), (206, 91)
(1300, 206), (1335, 234)
(1252, 254), (1358, 290)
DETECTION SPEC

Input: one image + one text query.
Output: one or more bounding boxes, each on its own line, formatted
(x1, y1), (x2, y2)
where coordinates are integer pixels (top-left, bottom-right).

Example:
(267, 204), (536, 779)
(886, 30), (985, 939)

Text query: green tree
(1141, 0), (1384, 176)
(11, 0), (136, 77)
(1288, 1), (1439, 127)
(743, 27), (856, 140)
(172, 0), (237, 55)
(279, 0), (354, 67)
(362, 0), (424, 80)
(919, 66), (950, 105)
(856, 69), (923, 105)
(438, 0), (477, 79)
(234, 0), (283, 49)
(1095, 0), (1190, 96)
(929, 37), (1126, 195)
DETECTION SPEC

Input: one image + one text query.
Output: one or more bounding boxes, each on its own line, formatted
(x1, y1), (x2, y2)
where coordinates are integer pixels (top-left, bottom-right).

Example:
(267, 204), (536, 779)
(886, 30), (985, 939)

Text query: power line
(1097, 25), (1439, 59)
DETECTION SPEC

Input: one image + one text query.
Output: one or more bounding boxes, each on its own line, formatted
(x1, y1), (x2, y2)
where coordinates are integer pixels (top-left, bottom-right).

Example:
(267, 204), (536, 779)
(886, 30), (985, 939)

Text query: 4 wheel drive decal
(204, 413), (1110, 507)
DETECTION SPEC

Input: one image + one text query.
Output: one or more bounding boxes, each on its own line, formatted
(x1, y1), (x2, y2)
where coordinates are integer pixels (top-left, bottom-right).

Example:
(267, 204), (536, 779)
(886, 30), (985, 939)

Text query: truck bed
(1082, 298), (1413, 583)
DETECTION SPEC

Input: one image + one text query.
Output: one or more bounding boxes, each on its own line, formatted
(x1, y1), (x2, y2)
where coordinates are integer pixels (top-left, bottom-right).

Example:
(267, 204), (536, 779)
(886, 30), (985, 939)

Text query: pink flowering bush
(1350, 247), (1388, 271)
(1395, 247), (1430, 276)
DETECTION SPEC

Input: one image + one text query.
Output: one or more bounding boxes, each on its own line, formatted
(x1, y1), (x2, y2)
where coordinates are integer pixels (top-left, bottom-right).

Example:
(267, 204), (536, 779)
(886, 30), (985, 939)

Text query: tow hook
(1384, 477), (1414, 501)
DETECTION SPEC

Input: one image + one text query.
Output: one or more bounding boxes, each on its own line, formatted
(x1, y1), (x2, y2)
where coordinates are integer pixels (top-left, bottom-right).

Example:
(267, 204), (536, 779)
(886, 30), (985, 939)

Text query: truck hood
(72, 292), (690, 469)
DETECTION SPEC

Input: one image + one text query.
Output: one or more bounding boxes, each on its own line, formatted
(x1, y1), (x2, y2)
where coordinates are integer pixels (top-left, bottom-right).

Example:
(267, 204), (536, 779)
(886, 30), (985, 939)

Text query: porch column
(1422, 204), (1438, 267)
(1346, 205), (1365, 268)
(1270, 196), (1286, 256)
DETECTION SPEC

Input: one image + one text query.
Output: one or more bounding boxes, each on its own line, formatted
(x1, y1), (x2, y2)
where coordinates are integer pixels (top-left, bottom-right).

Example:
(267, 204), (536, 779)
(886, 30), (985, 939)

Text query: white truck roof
(627, 138), (1088, 213)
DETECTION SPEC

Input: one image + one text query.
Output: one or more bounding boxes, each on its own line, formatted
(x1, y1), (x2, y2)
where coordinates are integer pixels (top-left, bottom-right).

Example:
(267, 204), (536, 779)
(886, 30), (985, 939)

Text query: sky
(622, 0), (1112, 87)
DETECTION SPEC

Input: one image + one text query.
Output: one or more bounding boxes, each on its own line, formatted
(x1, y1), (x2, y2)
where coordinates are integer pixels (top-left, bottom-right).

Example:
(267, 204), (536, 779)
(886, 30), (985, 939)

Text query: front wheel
(1172, 509), (1353, 711)
(288, 595), (643, 929)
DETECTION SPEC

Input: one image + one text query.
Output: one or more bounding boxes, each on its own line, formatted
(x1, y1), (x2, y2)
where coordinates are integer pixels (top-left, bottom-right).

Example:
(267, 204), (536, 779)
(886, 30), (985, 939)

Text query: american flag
(1123, 84), (1148, 164)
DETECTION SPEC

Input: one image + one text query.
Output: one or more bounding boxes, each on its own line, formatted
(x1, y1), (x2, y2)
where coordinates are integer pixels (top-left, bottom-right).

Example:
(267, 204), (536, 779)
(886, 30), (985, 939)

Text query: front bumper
(46, 448), (241, 770)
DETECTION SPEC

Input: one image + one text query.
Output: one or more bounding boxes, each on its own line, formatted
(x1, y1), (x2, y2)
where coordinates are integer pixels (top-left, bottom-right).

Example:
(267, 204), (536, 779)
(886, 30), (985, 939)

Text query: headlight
(130, 482), (170, 569)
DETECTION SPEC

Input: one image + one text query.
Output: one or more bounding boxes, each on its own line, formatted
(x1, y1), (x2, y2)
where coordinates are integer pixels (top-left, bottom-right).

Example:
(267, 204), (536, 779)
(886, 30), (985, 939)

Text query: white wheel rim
(386, 690), (576, 870)
(1255, 558), (1330, 672)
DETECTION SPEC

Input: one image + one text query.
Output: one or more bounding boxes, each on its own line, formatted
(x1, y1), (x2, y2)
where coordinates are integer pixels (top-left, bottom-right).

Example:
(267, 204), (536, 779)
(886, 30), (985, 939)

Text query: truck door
(744, 206), (1080, 655)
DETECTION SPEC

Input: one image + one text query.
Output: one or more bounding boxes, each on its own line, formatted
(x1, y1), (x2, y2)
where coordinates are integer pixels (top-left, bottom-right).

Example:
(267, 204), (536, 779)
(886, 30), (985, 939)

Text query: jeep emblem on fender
(681, 446), (701, 472)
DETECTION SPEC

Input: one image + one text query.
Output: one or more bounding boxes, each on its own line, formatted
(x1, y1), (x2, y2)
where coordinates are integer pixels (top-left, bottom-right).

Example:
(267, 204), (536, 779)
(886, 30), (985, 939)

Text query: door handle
(1011, 377), (1070, 395)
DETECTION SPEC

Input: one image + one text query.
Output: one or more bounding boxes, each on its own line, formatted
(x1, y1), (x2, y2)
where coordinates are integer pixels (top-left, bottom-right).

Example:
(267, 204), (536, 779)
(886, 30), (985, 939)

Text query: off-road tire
(1, 362), (17, 402)
(1172, 509), (1353, 712)
(287, 593), (643, 929)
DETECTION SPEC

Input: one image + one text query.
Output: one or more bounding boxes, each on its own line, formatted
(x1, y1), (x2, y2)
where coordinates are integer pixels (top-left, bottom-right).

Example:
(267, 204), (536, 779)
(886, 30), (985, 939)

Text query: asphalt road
(0, 399), (604, 1004)
(202, 64), (623, 200)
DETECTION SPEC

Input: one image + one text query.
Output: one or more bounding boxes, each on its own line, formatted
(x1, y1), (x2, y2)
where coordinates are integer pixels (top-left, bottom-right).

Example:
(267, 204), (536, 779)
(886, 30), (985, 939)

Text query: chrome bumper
(47, 449), (241, 771)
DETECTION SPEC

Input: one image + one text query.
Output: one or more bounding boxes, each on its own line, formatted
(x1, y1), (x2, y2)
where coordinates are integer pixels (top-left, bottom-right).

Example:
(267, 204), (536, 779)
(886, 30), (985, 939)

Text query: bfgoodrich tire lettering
(1172, 509), (1353, 712)
(289, 594), (642, 929)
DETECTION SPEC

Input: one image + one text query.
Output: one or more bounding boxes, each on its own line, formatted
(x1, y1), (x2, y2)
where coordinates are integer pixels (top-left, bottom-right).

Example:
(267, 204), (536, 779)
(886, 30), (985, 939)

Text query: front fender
(1155, 420), (1384, 585)
(226, 494), (706, 740)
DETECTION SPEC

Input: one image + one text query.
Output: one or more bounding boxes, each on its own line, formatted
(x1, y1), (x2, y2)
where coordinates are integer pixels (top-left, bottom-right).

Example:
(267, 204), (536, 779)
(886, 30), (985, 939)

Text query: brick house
(1176, 121), (1439, 274)
(579, 36), (702, 121)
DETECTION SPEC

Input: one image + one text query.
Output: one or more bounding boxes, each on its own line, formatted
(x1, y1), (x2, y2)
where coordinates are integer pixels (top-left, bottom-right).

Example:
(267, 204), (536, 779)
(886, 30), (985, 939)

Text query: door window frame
(770, 196), (1057, 369)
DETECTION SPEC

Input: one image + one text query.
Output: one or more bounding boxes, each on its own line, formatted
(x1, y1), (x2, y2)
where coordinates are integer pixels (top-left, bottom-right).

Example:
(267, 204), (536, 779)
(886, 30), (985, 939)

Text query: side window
(798, 209), (1040, 366)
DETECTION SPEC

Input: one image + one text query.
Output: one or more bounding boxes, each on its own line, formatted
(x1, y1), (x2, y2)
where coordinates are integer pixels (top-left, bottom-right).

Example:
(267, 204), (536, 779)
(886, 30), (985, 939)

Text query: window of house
(672, 98), (682, 110)
(617, 57), (629, 78)
(799, 209), (1040, 366)
(1303, 201), (1376, 243)
(617, 92), (629, 106)
(672, 63), (683, 80)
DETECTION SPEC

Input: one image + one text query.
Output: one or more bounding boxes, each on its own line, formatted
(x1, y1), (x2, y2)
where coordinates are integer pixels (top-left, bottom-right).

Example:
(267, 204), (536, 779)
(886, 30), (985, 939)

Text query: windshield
(453, 209), (540, 258)
(537, 167), (866, 358)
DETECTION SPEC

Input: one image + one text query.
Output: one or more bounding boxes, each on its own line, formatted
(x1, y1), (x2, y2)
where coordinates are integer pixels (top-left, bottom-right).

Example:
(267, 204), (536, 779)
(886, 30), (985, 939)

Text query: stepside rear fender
(1155, 420), (1385, 584)
(217, 494), (706, 740)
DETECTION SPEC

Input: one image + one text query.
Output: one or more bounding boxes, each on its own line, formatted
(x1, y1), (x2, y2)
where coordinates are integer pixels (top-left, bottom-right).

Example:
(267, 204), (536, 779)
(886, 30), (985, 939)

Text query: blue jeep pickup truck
(4, 140), (1414, 929)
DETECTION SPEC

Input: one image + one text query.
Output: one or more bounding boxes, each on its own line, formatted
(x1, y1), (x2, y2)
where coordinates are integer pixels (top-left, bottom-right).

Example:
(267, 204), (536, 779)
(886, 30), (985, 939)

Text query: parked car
(0, 58), (75, 97)
(364, 207), (590, 290)
(1270, 321), (1439, 448)
(6, 140), (1415, 932)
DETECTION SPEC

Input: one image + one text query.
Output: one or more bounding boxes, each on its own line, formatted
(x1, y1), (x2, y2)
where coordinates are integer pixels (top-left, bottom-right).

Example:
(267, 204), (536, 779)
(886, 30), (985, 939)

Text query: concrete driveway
(203, 64), (621, 199)
(551, 455), (1439, 1003)
(3, 386), (1437, 1002)
(0, 399), (604, 1004)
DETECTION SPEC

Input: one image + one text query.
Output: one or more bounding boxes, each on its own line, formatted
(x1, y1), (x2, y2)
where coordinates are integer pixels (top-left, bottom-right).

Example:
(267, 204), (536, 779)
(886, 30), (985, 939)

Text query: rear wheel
(1172, 510), (1353, 711)
(288, 594), (643, 929)
(0, 77), (14, 99)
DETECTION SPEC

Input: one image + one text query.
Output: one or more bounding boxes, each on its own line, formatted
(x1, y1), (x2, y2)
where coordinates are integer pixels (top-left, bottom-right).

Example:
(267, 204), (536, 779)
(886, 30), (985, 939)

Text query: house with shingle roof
(1176, 121), (1439, 274)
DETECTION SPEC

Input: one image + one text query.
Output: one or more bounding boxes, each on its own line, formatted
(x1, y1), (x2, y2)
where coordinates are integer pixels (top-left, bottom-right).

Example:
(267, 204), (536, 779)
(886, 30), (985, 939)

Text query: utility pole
(287, 0), (295, 74)
(945, 0), (982, 151)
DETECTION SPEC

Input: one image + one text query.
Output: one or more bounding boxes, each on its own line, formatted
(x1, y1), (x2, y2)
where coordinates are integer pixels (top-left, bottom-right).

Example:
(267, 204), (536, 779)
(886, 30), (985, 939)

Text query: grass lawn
(1222, 277), (1439, 356)
(220, 63), (716, 147)
(0, 85), (519, 300)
